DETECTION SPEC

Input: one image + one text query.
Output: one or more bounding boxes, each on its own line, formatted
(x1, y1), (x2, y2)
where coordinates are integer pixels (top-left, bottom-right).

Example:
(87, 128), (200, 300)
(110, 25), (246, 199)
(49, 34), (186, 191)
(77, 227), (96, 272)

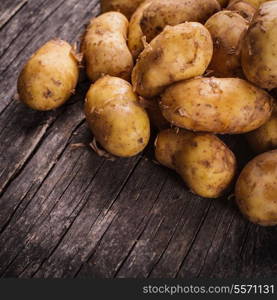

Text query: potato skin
(217, 0), (230, 7)
(17, 39), (79, 111)
(235, 150), (277, 226)
(241, 1), (277, 89)
(205, 11), (248, 77)
(85, 76), (150, 158)
(238, 0), (272, 8)
(175, 133), (236, 198)
(132, 22), (213, 98)
(101, 0), (145, 19)
(227, 0), (256, 21)
(128, 0), (152, 59)
(82, 12), (133, 82)
(246, 102), (277, 153)
(154, 129), (192, 169)
(140, 0), (220, 42)
(160, 77), (273, 134)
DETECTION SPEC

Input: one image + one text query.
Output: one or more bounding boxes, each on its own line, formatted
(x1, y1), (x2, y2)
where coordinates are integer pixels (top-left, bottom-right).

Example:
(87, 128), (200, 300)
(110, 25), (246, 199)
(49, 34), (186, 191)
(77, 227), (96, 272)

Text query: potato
(241, 1), (277, 90)
(235, 150), (277, 226)
(154, 128), (192, 169)
(132, 22), (213, 98)
(17, 39), (79, 111)
(227, 0), (256, 21)
(128, 0), (152, 59)
(82, 12), (133, 82)
(160, 77), (273, 134)
(175, 133), (236, 198)
(101, 0), (145, 19)
(246, 102), (277, 153)
(85, 76), (150, 157)
(140, 0), (220, 42)
(205, 11), (248, 77)
(237, 0), (272, 8)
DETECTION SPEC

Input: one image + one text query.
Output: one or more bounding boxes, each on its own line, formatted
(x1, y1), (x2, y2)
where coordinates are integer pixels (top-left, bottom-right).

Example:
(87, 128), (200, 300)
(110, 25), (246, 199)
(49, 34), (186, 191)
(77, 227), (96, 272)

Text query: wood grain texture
(0, 0), (277, 279)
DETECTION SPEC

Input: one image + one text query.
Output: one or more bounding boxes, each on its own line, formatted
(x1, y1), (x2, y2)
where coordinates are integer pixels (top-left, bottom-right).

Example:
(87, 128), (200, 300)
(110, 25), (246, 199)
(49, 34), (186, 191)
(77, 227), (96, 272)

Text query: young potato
(241, 1), (277, 90)
(132, 22), (213, 98)
(17, 39), (79, 111)
(175, 133), (236, 199)
(101, 0), (145, 19)
(227, 0), (256, 21)
(128, 0), (152, 59)
(140, 0), (220, 42)
(85, 76), (150, 158)
(205, 11), (248, 77)
(82, 12), (133, 82)
(246, 102), (277, 153)
(235, 150), (277, 226)
(160, 77), (273, 134)
(154, 128), (193, 169)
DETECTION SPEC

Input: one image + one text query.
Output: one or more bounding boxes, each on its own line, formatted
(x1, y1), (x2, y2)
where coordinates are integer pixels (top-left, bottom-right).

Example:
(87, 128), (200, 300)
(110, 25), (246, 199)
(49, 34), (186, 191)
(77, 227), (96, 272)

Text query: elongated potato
(175, 133), (236, 198)
(235, 150), (277, 226)
(132, 22), (213, 98)
(82, 12), (133, 82)
(241, 1), (277, 89)
(160, 77), (273, 134)
(227, 0), (256, 21)
(246, 102), (277, 153)
(101, 0), (145, 19)
(140, 0), (220, 42)
(128, 0), (152, 58)
(205, 11), (248, 77)
(154, 128), (193, 169)
(17, 39), (79, 111)
(85, 76), (150, 157)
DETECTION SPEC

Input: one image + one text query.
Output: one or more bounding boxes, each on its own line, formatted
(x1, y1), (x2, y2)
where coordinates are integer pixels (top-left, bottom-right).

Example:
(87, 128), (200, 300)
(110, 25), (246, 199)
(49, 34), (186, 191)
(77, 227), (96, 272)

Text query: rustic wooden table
(0, 0), (276, 278)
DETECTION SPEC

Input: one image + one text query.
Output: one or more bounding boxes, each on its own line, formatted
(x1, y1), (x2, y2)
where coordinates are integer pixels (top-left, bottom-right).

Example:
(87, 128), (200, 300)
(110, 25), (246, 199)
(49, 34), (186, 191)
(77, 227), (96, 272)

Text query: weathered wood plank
(0, 0), (28, 29)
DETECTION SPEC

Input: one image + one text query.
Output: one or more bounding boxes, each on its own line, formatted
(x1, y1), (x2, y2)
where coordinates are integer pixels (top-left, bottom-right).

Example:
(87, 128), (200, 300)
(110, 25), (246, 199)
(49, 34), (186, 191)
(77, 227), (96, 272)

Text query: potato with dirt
(160, 77), (273, 134)
(128, 0), (152, 59)
(205, 10), (248, 77)
(175, 133), (236, 199)
(241, 1), (277, 90)
(132, 22), (213, 98)
(235, 150), (277, 226)
(17, 39), (79, 111)
(227, 0), (256, 21)
(140, 0), (220, 42)
(82, 12), (133, 82)
(85, 76), (150, 158)
(101, 0), (145, 19)
(246, 102), (277, 153)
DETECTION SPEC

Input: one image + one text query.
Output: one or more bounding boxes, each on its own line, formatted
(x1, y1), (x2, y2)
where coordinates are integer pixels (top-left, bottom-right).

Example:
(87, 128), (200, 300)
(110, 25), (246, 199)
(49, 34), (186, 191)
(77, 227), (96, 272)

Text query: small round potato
(241, 1), (277, 89)
(128, 0), (152, 59)
(82, 12), (133, 82)
(140, 0), (220, 42)
(175, 133), (236, 198)
(246, 102), (277, 153)
(132, 22), (213, 98)
(101, 0), (145, 19)
(160, 77), (273, 134)
(154, 128), (193, 169)
(227, 0), (256, 21)
(85, 76), (150, 158)
(235, 150), (277, 226)
(17, 39), (79, 111)
(205, 10), (248, 77)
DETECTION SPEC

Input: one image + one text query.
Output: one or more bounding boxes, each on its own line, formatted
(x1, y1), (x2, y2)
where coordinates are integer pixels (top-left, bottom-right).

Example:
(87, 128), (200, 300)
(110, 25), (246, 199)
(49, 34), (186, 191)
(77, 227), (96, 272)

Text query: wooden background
(0, 0), (276, 278)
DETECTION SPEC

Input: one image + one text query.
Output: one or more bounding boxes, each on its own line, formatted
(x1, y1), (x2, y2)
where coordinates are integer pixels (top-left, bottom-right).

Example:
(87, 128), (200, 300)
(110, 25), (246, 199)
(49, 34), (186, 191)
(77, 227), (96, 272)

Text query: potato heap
(17, 0), (277, 226)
